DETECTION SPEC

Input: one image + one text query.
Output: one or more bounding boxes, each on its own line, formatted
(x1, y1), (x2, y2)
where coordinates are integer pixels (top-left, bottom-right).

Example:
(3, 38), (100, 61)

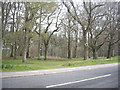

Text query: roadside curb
(1, 63), (118, 79)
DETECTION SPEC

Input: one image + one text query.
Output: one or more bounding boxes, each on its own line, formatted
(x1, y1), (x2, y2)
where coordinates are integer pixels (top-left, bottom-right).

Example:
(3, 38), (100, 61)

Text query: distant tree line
(0, 1), (119, 62)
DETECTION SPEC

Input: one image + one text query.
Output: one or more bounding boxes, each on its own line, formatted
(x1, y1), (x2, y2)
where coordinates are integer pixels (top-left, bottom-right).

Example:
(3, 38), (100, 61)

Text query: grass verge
(2, 56), (119, 72)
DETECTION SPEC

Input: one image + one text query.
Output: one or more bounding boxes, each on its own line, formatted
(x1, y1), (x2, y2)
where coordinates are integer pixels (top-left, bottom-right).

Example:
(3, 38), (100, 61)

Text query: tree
(72, 22), (79, 58)
(118, 2), (120, 57)
(2, 1), (119, 61)
(62, 1), (88, 60)
(106, 2), (119, 58)
(63, 1), (105, 60)
(0, 2), (2, 60)
(42, 6), (62, 60)
(33, 2), (55, 59)
(22, 3), (29, 62)
(89, 19), (109, 59)
(22, 2), (39, 62)
(67, 14), (72, 59)
(10, 2), (17, 58)
(62, 13), (74, 59)
(2, 2), (11, 58)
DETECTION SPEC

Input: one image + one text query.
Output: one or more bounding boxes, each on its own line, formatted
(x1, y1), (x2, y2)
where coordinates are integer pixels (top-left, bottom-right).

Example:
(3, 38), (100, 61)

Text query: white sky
(0, 0), (120, 2)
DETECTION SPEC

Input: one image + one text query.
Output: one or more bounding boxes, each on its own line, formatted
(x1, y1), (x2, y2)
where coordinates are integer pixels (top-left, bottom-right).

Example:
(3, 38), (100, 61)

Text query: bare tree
(63, 1), (105, 60)
(106, 2), (119, 58)
(22, 2), (38, 62)
(62, 13), (74, 59)
(117, 2), (120, 57)
(22, 3), (28, 62)
(0, 2), (2, 60)
(43, 7), (62, 60)
(72, 22), (79, 58)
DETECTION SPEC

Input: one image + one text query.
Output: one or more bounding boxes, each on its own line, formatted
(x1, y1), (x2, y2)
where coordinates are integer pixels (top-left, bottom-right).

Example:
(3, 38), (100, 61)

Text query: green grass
(2, 56), (119, 72)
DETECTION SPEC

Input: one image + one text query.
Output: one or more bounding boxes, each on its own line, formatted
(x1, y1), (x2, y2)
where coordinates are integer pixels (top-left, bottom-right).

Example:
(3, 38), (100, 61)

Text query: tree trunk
(20, 52), (22, 56)
(14, 41), (17, 59)
(88, 48), (91, 58)
(111, 47), (114, 57)
(84, 45), (88, 60)
(68, 39), (71, 59)
(73, 45), (77, 58)
(107, 42), (112, 58)
(44, 44), (48, 60)
(10, 45), (14, 57)
(83, 32), (88, 60)
(38, 39), (41, 59)
(22, 48), (27, 62)
(88, 32), (91, 58)
(73, 30), (78, 58)
(38, 9), (42, 59)
(26, 45), (29, 58)
(26, 37), (30, 58)
(22, 34), (27, 62)
(50, 45), (54, 56)
(19, 45), (23, 56)
(11, 3), (15, 58)
(40, 44), (42, 56)
(22, 3), (28, 62)
(93, 49), (97, 59)
(67, 29), (71, 59)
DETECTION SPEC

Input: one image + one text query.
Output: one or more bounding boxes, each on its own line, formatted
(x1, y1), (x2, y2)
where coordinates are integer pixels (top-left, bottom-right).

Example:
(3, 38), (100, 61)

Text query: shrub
(2, 64), (14, 69)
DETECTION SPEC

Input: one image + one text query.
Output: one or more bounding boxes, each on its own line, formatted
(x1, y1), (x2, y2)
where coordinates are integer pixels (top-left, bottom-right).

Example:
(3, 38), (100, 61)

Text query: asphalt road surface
(2, 65), (119, 88)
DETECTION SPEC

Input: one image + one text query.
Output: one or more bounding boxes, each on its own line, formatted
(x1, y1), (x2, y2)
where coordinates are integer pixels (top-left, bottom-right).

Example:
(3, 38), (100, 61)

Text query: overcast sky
(0, 0), (120, 2)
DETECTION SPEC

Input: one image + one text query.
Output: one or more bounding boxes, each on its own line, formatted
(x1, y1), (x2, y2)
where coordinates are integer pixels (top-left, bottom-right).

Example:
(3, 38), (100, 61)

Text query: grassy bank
(2, 57), (119, 72)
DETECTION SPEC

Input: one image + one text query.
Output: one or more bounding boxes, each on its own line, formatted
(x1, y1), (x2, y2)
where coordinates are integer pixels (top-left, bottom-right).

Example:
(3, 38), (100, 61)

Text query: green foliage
(1, 64), (14, 69)
(40, 31), (49, 42)
(23, 20), (35, 30)
(29, 2), (56, 16)
(44, 2), (57, 13)
(27, 32), (36, 38)
(4, 31), (23, 41)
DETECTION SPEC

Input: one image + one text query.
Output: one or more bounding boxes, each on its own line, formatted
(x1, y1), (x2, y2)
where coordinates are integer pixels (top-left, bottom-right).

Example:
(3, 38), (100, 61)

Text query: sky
(1, 0), (120, 2)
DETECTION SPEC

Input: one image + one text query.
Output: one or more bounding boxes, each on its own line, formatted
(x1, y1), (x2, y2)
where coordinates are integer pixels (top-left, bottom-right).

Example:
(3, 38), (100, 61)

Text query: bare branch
(91, 4), (104, 11)
(83, 2), (89, 14)
(62, 1), (84, 29)
(111, 39), (120, 45)
(94, 21), (110, 39)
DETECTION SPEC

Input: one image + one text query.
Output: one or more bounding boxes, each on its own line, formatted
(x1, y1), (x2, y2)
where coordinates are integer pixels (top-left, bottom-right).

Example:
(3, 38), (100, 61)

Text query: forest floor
(2, 57), (119, 72)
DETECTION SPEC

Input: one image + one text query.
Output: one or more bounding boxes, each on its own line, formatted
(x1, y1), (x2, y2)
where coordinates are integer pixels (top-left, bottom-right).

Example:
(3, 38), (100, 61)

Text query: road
(2, 65), (119, 88)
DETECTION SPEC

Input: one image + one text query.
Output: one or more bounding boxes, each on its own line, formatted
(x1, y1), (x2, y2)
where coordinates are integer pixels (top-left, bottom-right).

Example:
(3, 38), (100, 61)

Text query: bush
(2, 64), (14, 69)
(39, 56), (45, 60)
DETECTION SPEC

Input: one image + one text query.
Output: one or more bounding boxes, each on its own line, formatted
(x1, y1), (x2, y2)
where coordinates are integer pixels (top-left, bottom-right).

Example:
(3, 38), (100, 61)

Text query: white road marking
(46, 74), (111, 88)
